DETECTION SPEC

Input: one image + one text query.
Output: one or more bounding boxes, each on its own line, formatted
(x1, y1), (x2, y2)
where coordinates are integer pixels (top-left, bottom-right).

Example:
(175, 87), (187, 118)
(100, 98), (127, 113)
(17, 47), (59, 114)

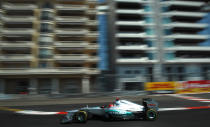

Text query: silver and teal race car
(60, 98), (158, 124)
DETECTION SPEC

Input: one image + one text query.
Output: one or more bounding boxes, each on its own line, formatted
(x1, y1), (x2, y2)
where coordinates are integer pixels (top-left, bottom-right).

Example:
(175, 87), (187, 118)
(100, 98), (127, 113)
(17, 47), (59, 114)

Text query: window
(41, 11), (53, 20)
(39, 35), (53, 45)
(42, 2), (54, 9)
(39, 48), (52, 58)
(39, 62), (48, 68)
(125, 70), (132, 74)
(134, 70), (141, 74)
(40, 23), (53, 33)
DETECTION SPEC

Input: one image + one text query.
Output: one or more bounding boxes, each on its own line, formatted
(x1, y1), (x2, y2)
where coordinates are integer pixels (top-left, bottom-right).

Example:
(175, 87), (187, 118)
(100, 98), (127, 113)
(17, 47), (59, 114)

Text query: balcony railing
(164, 22), (208, 29)
(116, 32), (155, 38)
(1, 16), (36, 22)
(0, 67), (100, 75)
(55, 29), (88, 36)
(116, 21), (153, 26)
(116, 9), (151, 15)
(2, 3), (38, 10)
(116, 45), (156, 50)
(2, 29), (35, 35)
(0, 42), (34, 47)
(165, 34), (209, 40)
(55, 4), (88, 11)
(86, 44), (99, 50)
(87, 32), (99, 38)
(117, 57), (157, 64)
(87, 9), (97, 15)
(165, 46), (210, 51)
(163, 11), (207, 17)
(0, 54), (33, 61)
(54, 41), (88, 48)
(86, 56), (99, 62)
(54, 54), (89, 61)
(162, 1), (204, 7)
(165, 58), (210, 63)
(87, 20), (98, 26)
(115, 0), (150, 4)
(55, 16), (88, 24)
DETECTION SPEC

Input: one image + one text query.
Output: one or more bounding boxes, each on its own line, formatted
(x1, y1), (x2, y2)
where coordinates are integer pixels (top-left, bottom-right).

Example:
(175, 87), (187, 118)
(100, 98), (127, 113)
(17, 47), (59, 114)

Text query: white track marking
(16, 110), (58, 115)
(167, 94), (210, 103)
(158, 107), (187, 111)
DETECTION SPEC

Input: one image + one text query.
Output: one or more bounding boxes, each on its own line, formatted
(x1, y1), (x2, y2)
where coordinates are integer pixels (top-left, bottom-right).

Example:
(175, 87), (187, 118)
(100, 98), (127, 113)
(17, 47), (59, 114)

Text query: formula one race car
(60, 98), (158, 124)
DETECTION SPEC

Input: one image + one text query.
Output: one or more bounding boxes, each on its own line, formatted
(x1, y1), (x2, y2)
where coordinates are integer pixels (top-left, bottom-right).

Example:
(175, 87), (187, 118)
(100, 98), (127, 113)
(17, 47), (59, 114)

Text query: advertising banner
(145, 82), (176, 93)
(176, 80), (210, 94)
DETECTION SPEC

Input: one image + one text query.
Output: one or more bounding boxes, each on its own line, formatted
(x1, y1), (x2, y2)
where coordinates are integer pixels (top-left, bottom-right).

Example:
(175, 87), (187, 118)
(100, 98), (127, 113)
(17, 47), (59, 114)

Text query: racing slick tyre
(103, 113), (113, 121)
(74, 111), (88, 123)
(145, 109), (158, 121)
(59, 116), (70, 124)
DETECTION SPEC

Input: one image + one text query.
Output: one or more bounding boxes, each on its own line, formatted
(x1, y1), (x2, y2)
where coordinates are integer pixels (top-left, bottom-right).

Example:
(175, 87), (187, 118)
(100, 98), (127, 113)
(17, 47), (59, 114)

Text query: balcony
(55, 29), (88, 36)
(116, 21), (154, 26)
(1, 16), (36, 22)
(116, 32), (155, 38)
(2, 29), (35, 35)
(87, 9), (97, 15)
(54, 41), (88, 49)
(55, 4), (88, 11)
(0, 42), (34, 48)
(165, 58), (210, 63)
(165, 46), (210, 51)
(86, 68), (100, 75)
(163, 11), (207, 17)
(55, 16), (88, 25)
(162, 1), (204, 7)
(87, 20), (98, 26)
(164, 22), (208, 29)
(86, 44), (99, 50)
(117, 57), (157, 64)
(86, 56), (99, 62)
(54, 54), (89, 61)
(165, 34), (209, 40)
(116, 9), (151, 15)
(87, 0), (98, 3)
(115, 0), (150, 4)
(116, 45), (155, 50)
(2, 3), (37, 10)
(87, 32), (99, 38)
(0, 54), (33, 62)
(0, 67), (96, 75)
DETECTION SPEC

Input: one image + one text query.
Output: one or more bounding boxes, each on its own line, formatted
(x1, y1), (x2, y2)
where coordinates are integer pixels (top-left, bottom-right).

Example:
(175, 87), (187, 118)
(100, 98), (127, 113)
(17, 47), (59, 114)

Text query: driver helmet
(115, 97), (120, 105)
(116, 97), (120, 101)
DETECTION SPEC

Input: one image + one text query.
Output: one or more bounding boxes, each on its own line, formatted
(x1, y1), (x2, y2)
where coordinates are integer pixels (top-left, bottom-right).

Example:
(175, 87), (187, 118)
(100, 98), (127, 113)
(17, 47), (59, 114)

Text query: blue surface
(98, 0), (106, 3)
(98, 14), (108, 71)
(198, 13), (210, 46)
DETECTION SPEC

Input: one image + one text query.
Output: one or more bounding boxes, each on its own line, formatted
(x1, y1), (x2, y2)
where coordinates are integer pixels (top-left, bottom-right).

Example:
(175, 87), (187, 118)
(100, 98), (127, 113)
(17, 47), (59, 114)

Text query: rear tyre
(74, 111), (88, 123)
(145, 109), (158, 121)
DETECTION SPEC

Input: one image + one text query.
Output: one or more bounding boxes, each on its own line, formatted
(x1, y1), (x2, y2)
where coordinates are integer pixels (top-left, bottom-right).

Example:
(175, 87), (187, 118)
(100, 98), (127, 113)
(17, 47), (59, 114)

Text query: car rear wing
(142, 98), (158, 111)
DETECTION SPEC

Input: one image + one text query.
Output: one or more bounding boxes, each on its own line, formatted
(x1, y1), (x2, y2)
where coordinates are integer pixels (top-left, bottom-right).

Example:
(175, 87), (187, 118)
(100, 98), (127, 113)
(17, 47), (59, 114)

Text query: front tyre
(74, 111), (88, 123)
(145, 109), (158, 121)
(60, 116), (71, 124)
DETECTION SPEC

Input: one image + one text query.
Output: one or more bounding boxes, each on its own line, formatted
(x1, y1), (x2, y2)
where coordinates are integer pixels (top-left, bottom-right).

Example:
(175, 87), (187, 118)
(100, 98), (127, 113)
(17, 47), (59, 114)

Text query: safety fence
(145, 80), (210, 94)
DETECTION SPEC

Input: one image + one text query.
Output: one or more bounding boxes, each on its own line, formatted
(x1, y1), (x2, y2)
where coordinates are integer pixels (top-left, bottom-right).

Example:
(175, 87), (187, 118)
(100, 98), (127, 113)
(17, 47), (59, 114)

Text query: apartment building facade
(106, 0), (210, 91)
(0, 0), (99, 94)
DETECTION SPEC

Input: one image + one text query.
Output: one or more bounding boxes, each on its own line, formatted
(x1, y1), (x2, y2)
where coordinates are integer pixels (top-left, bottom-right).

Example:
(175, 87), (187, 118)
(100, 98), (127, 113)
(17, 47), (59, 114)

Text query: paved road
(0, 93), (210, 127)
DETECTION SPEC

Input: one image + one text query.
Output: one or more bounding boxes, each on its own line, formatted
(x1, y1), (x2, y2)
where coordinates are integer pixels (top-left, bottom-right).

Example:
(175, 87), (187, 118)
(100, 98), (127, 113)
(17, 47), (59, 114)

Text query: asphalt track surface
(0, 93), (210, 127)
